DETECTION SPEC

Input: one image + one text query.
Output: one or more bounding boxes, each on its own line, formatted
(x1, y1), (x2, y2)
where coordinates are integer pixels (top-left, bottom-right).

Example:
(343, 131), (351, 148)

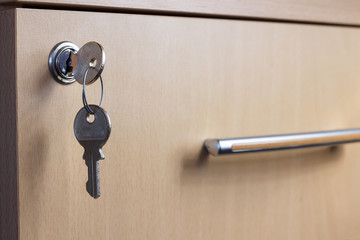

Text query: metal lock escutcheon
(48, 41), (105, 85)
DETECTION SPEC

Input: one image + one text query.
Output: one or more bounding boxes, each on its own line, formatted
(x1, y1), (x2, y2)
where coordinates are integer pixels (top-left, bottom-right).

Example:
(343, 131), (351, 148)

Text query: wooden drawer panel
(2, 0), (360, 26)
(5, 8), (360, 239)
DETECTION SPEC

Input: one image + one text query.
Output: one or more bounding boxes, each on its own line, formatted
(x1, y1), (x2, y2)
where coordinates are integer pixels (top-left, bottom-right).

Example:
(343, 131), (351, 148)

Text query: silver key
(74, 105), (111, 198)
(74, 42), (105, 85)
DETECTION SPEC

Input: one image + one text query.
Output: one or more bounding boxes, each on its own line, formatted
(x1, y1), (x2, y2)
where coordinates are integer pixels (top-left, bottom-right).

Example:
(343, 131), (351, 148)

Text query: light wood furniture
(2, 0), (360, 25)
(2, 2), (360, 240)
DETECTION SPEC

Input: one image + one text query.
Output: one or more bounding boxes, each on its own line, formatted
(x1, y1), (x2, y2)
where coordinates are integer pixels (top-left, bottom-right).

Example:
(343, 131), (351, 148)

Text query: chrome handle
(204, 129), (360, 156)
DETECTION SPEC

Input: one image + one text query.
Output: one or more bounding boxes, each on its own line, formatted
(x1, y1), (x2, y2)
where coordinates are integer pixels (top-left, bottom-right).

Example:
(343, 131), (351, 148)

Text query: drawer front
(2, 0), (360, 26)
(15, 8), (360, 239)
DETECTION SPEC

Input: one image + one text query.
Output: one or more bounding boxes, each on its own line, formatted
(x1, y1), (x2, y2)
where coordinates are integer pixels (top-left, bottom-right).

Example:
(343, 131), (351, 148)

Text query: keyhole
(89, 58), (97, 68)
(87, 113), (95, 123)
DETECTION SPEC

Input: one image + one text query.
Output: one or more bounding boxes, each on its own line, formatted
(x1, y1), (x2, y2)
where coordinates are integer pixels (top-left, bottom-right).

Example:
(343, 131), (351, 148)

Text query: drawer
(2, 8), (360, 240)
(1, 0), (360, 25)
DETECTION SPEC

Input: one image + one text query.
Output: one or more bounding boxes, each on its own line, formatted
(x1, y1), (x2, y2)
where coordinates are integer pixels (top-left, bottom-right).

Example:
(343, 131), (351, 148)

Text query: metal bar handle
(204, 129), (360, 156)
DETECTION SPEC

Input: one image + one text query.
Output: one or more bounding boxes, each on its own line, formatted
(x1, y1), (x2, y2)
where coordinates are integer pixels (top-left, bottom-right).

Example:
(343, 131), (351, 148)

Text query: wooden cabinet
(2, 5), (360, 240)
(1, 0), (360, 24)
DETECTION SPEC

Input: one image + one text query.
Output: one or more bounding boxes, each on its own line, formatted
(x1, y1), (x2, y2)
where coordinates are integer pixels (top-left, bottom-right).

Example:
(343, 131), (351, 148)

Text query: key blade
(82, 143), (105, 199)
(86, 152), (100, 199)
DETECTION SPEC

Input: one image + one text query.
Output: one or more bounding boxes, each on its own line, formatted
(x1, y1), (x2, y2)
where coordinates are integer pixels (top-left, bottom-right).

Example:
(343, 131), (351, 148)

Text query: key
(75, 42), (105, 85)
(74, 105), (111, 199)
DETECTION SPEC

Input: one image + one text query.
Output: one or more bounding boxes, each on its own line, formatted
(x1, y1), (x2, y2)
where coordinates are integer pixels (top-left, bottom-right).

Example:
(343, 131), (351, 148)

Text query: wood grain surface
(0, 9), (18, 240)
(15, 8), (360, 240)
(3, 0), (360, 26)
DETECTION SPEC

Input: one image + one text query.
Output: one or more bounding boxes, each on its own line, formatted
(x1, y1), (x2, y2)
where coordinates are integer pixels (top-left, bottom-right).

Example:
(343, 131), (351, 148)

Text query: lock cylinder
(48, 41), (79, 84)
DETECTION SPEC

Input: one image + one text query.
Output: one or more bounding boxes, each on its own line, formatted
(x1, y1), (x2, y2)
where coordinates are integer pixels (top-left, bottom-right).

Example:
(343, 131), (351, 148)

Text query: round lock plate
(48, 41), (79, 84)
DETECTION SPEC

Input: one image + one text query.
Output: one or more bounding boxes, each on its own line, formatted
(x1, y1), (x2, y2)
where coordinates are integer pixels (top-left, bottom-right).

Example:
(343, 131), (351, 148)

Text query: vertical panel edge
(0, 8), (18, 240)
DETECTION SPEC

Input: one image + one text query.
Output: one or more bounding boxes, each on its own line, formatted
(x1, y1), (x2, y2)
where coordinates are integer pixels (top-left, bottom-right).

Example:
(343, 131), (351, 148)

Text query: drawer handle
(204, 129), (360, 156)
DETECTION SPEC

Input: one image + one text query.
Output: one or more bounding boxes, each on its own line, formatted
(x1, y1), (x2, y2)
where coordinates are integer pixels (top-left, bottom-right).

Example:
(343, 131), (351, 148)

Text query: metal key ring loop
(82, 67), (104, 114)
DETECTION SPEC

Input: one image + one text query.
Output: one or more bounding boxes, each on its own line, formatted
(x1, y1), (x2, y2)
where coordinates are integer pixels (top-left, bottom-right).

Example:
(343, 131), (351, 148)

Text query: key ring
(82, 67), (104, 114)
